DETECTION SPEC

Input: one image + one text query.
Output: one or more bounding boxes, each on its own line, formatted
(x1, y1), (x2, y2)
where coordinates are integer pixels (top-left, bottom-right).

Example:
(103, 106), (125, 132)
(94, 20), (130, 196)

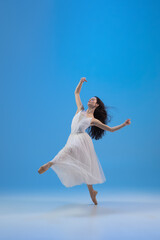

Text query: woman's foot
(38, 162), (54, 174)
(90, 190), (98, 205)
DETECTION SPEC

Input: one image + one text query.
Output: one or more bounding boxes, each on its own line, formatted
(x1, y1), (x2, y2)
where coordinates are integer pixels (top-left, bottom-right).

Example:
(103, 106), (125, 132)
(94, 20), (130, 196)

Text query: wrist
(123, 123), (126, 126)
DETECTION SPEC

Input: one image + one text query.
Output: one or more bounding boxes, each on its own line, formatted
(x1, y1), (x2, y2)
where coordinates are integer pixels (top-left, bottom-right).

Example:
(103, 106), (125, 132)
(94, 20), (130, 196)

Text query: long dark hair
(86, 96), (113, 140)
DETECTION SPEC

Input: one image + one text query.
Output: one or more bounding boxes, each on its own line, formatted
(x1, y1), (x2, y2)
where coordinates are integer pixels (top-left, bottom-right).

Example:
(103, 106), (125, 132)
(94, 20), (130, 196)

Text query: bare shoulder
(90, 117), (100, 126)
(90, 118), (112, 132)
(75, 105), (84, 115)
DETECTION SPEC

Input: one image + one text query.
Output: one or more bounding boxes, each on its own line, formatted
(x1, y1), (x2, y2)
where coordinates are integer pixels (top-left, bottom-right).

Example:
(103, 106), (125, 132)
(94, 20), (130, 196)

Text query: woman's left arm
(91, 118), (131, 132)
(112, 119), (131, 132)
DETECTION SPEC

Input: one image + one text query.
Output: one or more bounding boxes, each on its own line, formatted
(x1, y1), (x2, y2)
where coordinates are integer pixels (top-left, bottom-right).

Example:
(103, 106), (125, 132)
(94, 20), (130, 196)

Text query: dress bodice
(71, 110), (92, 134)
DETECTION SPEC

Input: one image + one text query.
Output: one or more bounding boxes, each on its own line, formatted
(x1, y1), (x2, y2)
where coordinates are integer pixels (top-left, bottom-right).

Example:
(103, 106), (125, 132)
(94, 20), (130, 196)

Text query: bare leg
(38, 161), (54, 174)
(87, 184), (98, 205)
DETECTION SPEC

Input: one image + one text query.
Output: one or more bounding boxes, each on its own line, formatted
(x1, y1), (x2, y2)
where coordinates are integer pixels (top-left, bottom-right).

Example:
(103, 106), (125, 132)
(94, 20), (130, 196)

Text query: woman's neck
(86, 108), (94, 115)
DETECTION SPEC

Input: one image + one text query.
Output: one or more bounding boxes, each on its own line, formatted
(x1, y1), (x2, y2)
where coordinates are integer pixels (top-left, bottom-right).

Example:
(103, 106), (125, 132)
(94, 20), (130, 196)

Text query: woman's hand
(80, 77), (87, 83)
(75, 77), (87, 94)
(124, 119), (131, 126)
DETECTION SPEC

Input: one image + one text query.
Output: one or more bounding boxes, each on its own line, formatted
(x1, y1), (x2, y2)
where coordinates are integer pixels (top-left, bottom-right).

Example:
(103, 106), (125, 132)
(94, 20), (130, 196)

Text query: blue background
(0, 0), (160, 194)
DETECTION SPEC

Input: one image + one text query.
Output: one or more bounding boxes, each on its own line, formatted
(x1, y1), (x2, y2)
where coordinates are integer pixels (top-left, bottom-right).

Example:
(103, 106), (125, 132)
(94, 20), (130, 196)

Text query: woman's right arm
(74, 77), (87, 94)
(74, 78), (87, 112)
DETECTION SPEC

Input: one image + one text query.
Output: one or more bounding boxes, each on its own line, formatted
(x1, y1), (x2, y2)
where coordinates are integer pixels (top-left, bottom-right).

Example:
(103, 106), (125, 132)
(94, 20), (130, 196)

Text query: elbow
(104, 127), (113, 132)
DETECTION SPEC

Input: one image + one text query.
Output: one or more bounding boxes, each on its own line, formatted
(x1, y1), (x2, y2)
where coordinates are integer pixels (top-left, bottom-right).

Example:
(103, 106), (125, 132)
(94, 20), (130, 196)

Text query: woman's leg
(38, 161), (54, 174)
(87, 184), (94, 195)
(87, 184), (98, 205)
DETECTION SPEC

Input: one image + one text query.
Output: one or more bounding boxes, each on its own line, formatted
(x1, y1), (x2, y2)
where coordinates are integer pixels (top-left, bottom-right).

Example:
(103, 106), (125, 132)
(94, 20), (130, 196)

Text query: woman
(38, 77), (131, 205)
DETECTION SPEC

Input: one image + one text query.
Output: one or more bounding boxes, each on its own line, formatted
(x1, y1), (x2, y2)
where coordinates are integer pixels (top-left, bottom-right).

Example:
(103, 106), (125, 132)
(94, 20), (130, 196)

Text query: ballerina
(38, 77), (131, 205)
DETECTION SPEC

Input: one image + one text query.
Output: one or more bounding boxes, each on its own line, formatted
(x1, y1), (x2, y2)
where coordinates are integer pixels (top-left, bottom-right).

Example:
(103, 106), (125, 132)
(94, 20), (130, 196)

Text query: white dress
(50, 109), (106, 187)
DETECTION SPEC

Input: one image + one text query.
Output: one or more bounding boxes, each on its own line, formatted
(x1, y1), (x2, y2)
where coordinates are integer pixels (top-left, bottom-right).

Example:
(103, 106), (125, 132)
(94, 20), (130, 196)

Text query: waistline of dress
(70, 132), (85, 135)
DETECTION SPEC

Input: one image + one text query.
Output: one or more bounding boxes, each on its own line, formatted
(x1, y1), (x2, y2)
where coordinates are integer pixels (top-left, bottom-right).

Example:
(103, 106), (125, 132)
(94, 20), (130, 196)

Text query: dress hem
(50, 166), (106, 188)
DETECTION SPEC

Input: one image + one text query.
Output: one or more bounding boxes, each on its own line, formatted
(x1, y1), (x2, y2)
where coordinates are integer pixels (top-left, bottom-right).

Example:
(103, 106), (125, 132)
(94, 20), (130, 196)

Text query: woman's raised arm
(74, 78), (87, 112)
(74, 77), (87, 94)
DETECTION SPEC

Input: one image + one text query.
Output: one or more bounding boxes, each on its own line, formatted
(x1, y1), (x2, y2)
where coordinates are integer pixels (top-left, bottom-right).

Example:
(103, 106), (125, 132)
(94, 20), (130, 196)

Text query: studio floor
(0, 190), (160, 240)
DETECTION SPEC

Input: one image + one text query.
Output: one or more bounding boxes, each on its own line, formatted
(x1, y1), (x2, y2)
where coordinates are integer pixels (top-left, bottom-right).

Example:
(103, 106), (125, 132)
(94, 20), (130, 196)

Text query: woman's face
(88, 97), (98, 108)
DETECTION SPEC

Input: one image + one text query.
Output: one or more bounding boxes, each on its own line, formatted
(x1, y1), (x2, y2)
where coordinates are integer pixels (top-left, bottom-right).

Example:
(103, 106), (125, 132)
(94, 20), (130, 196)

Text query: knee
(49, 161), (54, 166)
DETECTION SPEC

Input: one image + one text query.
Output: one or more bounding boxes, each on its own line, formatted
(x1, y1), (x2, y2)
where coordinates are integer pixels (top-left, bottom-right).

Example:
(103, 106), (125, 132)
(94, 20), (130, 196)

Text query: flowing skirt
(50, 132), (106, 187)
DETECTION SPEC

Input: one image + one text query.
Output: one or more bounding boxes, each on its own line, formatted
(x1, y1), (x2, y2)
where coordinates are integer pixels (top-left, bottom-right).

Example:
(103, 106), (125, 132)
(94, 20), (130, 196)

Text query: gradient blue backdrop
(0, 0), (160, 194)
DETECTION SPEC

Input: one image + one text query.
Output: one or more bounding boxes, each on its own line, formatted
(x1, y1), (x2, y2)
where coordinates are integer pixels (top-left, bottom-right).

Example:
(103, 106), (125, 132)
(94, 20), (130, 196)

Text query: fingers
(81, 77), (87, 82)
